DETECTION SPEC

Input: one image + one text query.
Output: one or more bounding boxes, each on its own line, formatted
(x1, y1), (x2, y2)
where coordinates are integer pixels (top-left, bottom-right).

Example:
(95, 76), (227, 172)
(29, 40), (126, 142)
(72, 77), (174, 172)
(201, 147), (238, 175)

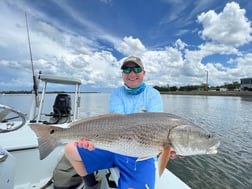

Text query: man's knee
(65, 142), (77, 159)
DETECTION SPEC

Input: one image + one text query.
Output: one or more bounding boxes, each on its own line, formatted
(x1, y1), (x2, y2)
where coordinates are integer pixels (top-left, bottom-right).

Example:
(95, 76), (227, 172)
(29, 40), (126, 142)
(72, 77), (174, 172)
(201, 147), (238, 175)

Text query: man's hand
(75, 139), (95, 151)
(170, 150), (185, 159)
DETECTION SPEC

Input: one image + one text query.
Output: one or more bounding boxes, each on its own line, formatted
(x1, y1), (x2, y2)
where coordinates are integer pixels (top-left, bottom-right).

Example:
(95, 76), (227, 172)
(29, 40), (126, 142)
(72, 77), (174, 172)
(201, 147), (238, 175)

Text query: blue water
(1, 93), (252, 189)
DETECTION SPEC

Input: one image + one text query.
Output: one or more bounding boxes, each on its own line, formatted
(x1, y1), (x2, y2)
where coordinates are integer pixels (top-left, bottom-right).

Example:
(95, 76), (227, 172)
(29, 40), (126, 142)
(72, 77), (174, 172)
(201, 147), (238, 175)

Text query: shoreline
(160, 91), (252, 97)
(1, 91), (252, 97)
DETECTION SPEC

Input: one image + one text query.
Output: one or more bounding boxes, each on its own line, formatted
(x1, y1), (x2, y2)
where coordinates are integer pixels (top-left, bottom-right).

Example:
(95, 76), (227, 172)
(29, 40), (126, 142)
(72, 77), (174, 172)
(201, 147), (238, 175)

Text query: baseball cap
(121, 56), (144, 69)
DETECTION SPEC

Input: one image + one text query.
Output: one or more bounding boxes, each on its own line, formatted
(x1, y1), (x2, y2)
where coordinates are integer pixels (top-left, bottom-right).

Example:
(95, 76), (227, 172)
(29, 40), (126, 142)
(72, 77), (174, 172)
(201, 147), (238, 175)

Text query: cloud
(231, 53), (252, 77)
(197, 2), (252, 46)
(114, 36), (146, 56)
(198, 43), (239, 56)
(0, 1), (252, 91)
(174, 39), (188, 50)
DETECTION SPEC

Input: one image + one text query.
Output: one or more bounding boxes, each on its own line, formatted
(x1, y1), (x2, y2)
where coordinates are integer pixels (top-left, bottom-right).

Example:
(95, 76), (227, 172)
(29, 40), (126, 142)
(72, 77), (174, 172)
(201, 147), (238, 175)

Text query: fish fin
(68, 113), (123, 127)
(30, 124), (63, 160)
(158, 146), (171, 177)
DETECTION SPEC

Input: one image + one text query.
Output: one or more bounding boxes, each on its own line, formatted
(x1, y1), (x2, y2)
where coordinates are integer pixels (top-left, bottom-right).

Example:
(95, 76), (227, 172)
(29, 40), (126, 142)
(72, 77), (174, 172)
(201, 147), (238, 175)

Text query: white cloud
(139, 47), (184, 86)
(231, 53), (252, 76)
(198, 43), (239, 56)
(114, 36), (146, 56)
(197, 2), (252, 47)
(0, 1), (252, 91)
(174, 39), (188, 50)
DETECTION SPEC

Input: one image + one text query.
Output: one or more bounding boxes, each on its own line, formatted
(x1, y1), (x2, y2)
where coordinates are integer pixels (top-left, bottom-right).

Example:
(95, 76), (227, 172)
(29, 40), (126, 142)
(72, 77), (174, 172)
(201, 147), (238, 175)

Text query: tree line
(154, 81), (241, 92)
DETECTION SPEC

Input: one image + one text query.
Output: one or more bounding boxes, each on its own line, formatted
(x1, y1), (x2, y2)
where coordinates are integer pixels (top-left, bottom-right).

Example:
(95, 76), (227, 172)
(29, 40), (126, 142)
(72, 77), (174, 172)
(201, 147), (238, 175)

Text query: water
(162, 95), (252, 189)
(1, 93), (252, 189)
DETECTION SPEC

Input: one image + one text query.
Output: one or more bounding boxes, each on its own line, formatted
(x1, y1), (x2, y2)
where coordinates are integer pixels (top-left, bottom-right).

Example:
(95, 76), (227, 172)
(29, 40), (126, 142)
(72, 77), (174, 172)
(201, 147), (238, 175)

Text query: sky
(0, 0), (252, 92)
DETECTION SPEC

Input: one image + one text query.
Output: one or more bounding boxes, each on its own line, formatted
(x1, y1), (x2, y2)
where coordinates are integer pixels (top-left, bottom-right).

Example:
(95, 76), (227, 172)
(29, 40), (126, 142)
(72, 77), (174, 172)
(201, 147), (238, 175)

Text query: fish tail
(30, 124), (62, 160)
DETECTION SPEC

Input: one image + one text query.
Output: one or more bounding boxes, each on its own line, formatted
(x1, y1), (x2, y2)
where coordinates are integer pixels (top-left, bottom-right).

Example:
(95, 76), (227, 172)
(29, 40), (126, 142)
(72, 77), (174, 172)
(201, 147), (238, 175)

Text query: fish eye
(50, 129), (55, 134)
(207, 134), (211, 139)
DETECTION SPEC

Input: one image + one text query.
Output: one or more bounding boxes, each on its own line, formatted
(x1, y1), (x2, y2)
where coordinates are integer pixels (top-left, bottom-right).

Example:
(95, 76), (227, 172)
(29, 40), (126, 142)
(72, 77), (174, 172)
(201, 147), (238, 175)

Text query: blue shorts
(77, 147), (156, 189)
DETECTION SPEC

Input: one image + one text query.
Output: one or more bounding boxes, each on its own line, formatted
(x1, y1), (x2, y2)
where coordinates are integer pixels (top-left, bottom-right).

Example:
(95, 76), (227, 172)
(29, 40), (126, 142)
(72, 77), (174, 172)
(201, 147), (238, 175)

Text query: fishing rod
(25, 13), (39, 107)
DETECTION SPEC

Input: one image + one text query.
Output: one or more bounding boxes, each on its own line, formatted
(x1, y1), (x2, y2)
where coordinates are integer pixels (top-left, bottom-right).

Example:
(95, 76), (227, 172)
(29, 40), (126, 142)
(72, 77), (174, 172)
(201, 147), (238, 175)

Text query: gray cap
(121, 56), (144, 69)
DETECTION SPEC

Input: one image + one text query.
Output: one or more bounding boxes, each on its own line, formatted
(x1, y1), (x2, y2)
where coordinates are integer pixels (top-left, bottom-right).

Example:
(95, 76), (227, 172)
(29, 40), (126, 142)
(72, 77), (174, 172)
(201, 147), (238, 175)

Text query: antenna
(25, 13), (39, 106)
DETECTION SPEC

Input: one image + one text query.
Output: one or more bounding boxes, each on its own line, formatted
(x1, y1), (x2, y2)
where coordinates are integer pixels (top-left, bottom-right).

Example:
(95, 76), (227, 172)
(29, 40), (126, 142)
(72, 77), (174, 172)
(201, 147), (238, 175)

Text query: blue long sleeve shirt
(109, 85), (163, 114)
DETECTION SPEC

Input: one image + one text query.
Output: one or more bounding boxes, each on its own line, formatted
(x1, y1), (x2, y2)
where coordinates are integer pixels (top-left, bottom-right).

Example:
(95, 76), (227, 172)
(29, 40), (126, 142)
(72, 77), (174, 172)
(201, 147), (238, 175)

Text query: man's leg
(65, 142), (88, 176)
(65, 142), (98, 188)
(115, 155), (156, 189)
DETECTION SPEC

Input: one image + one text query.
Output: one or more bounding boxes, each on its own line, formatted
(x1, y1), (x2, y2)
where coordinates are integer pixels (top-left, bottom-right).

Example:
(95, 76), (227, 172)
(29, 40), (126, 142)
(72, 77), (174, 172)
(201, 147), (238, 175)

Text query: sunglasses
(122, 67), (143, 74)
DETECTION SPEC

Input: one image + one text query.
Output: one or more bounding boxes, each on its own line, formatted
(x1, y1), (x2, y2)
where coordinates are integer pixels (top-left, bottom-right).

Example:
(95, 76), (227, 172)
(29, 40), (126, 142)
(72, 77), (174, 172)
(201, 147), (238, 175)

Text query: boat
(0, 73), (191, 189)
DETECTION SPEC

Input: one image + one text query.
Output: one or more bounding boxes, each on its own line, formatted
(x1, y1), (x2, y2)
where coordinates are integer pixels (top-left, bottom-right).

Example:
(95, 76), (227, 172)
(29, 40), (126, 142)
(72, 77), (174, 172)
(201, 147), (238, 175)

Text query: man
(65, 56), (163, 189)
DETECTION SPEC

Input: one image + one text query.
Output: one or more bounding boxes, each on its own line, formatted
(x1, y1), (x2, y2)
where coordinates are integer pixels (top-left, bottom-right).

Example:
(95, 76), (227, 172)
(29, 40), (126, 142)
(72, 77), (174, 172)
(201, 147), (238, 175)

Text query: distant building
(219, 88), (227, 92)
(240, 78), (252, 91)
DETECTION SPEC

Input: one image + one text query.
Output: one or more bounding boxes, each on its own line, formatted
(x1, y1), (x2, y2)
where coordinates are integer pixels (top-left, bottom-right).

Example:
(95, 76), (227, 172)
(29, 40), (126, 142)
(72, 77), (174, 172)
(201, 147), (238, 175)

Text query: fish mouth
(206, 141), (220, 154)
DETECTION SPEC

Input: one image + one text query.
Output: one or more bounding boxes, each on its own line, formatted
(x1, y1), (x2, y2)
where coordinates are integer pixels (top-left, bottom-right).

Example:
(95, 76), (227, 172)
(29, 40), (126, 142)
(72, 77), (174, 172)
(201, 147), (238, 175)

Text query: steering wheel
(0, 104), (26, 133)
